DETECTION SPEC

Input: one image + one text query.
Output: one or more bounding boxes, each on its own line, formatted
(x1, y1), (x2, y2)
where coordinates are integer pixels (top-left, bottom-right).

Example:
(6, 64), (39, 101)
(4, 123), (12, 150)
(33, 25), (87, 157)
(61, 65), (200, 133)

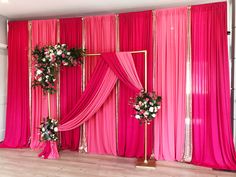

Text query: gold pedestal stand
(136, 120), (156, 169)
(136, 158), (156, 169)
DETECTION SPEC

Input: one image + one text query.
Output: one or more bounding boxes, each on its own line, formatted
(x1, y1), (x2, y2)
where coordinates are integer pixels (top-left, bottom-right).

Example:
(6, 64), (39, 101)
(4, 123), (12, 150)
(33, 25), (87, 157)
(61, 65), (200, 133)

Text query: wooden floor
(0, 149), (235, 177)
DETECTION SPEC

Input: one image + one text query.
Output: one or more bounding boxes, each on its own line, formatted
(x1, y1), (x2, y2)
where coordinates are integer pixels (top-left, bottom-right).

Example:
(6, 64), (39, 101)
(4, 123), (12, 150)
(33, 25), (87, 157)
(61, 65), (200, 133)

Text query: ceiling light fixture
(1, 0), (9, 3)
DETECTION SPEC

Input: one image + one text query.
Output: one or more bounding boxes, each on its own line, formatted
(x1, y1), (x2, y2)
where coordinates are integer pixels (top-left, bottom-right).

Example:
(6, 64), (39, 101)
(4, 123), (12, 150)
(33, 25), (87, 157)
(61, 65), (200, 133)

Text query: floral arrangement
(32, 43), (86, 94)
(131, 90), (162, 123)
(40, 117), (59, 141)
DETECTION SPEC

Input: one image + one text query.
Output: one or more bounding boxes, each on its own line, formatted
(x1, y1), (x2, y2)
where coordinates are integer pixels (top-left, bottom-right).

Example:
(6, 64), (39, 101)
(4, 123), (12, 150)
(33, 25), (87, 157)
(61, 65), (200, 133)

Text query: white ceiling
(0, 0), (224, 20)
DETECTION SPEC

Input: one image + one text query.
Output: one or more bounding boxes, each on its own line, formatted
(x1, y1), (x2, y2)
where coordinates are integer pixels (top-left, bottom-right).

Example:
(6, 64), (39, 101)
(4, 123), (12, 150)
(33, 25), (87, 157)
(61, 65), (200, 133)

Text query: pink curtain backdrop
(59, 52), (143, 131)
(118, 11), (153, 157)
(30, 20), (58, 149)
(0, 21), (30, 148)
(191, 2), (236, 170)
(84, 15), (117, 155)
(60, 18), (82, 151)
(154, 7), (187, 161)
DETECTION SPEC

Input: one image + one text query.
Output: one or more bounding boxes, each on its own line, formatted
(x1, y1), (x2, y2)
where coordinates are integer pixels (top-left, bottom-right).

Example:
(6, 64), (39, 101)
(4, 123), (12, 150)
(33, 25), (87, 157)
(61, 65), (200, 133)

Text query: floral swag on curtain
(36, 52), (144, 159)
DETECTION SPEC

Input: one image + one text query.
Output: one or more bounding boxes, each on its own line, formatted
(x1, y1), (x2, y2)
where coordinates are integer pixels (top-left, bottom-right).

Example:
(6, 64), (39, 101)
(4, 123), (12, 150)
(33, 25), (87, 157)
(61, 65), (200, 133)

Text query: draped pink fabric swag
(59, 52), (143, 131)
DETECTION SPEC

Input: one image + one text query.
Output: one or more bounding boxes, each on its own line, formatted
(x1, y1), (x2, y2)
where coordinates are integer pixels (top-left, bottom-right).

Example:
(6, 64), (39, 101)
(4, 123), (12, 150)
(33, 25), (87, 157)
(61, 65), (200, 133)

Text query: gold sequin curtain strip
(152, 10), (157, 158)
(28, 21), (32, 140)
(183, 7), (192, 162)
(115, 14), (120, 152)
(56, 19), (61, 146)
(79, 17), (88, 153)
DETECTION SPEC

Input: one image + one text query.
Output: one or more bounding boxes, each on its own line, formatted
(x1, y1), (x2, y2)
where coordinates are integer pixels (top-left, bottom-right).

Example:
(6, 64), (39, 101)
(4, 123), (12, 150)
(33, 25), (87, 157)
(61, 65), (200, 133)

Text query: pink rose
(73, 61), (77, 66)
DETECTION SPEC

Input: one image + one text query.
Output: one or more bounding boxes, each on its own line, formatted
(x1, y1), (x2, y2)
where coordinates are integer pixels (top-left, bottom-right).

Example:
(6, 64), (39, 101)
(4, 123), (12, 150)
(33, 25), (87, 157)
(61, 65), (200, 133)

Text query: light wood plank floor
(0, 149), (235, 177)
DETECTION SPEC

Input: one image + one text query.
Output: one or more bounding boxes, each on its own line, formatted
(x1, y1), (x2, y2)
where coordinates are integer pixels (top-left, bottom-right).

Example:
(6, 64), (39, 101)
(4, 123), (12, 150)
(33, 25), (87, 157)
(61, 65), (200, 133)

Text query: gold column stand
(136, 120), (156, 169)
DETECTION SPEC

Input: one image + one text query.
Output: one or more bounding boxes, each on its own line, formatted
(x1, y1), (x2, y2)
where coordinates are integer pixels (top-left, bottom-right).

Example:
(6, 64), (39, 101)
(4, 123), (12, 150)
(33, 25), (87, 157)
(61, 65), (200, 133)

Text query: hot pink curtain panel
(0, 21), (30, 148)
(84, 15), (117, 155)
(191, 2), (236, 170)
(30, 19), (58, 149)
(154, 7), (187, 161)
(59, 52), (143, 131)
(60, 18), (82, 151)
(118, 11), (153, 157)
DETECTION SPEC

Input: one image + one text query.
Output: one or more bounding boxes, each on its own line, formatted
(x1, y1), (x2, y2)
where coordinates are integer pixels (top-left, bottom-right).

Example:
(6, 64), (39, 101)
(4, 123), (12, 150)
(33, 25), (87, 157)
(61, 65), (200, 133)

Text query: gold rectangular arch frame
(85, 50), (153, 168)
(86, 50), (147, 91)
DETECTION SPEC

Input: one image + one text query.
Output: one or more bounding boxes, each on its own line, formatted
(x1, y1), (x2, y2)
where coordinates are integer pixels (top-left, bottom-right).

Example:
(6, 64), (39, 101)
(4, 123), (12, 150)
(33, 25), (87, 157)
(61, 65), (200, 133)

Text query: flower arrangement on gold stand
(131, 90), (162, 168)
(40, 117), (59, 142)
(37, 117), (60, 159)
(131, 90), (162, 124)
(32, 43), (86, 159)
(32, 43), (86, 94)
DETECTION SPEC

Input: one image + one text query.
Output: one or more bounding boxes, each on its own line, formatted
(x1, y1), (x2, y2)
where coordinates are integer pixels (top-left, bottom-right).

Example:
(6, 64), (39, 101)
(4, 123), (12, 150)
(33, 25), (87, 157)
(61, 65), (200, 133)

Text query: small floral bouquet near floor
(40, 117), (59, 141)
(131, 90), (162, 124)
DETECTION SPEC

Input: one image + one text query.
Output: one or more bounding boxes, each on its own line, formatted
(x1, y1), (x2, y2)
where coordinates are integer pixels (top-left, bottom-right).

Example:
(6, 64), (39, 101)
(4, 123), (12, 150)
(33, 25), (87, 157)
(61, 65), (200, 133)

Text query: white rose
(41, 127), (45, 132)
(149, 107), (154, 112)
(45, 75), (49, 78)
(38, 77), (42, 82)
(135, 115), (141, 119)
(57, 50), (62, 55)
(42, 58), (46, 62)
(54, 127), (58, 132)
(50, 49), (53, 53)
(144, 111), (149, 117)
(62, 44), (66, 47)
(157, 106), (161, 109)
(63, 62), (68, 66)
(67, 52), (71, 55)
(36, 70), (43, 75)
(152, 114), (156, 118)
(135, 105), (140, 110)
(53, 78), (56, 82)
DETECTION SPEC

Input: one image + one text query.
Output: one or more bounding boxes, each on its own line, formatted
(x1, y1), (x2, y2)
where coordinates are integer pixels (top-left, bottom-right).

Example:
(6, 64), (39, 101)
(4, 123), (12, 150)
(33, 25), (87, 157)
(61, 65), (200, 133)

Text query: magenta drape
(60, 18), (82, 151)
(154, 7), (187, 161)
(191, 2), (236, 170)
(38, 141), (59, 159)
(59, 52), (143, 131)
(0, 21), (30, 148)
(30, 20), (58, 149)
(84, 15), (117, 155)
(118, 11), (153, 157)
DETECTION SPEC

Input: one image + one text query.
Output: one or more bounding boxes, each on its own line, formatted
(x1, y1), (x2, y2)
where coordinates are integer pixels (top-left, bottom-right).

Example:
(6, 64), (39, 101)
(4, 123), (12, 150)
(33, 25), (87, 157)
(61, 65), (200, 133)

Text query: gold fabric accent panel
(183, 7), (192, 162)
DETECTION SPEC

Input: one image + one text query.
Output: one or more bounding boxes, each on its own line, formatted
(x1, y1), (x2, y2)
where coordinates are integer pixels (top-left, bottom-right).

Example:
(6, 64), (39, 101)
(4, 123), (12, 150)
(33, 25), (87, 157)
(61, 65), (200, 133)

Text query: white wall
(0, 15), (7, 141)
